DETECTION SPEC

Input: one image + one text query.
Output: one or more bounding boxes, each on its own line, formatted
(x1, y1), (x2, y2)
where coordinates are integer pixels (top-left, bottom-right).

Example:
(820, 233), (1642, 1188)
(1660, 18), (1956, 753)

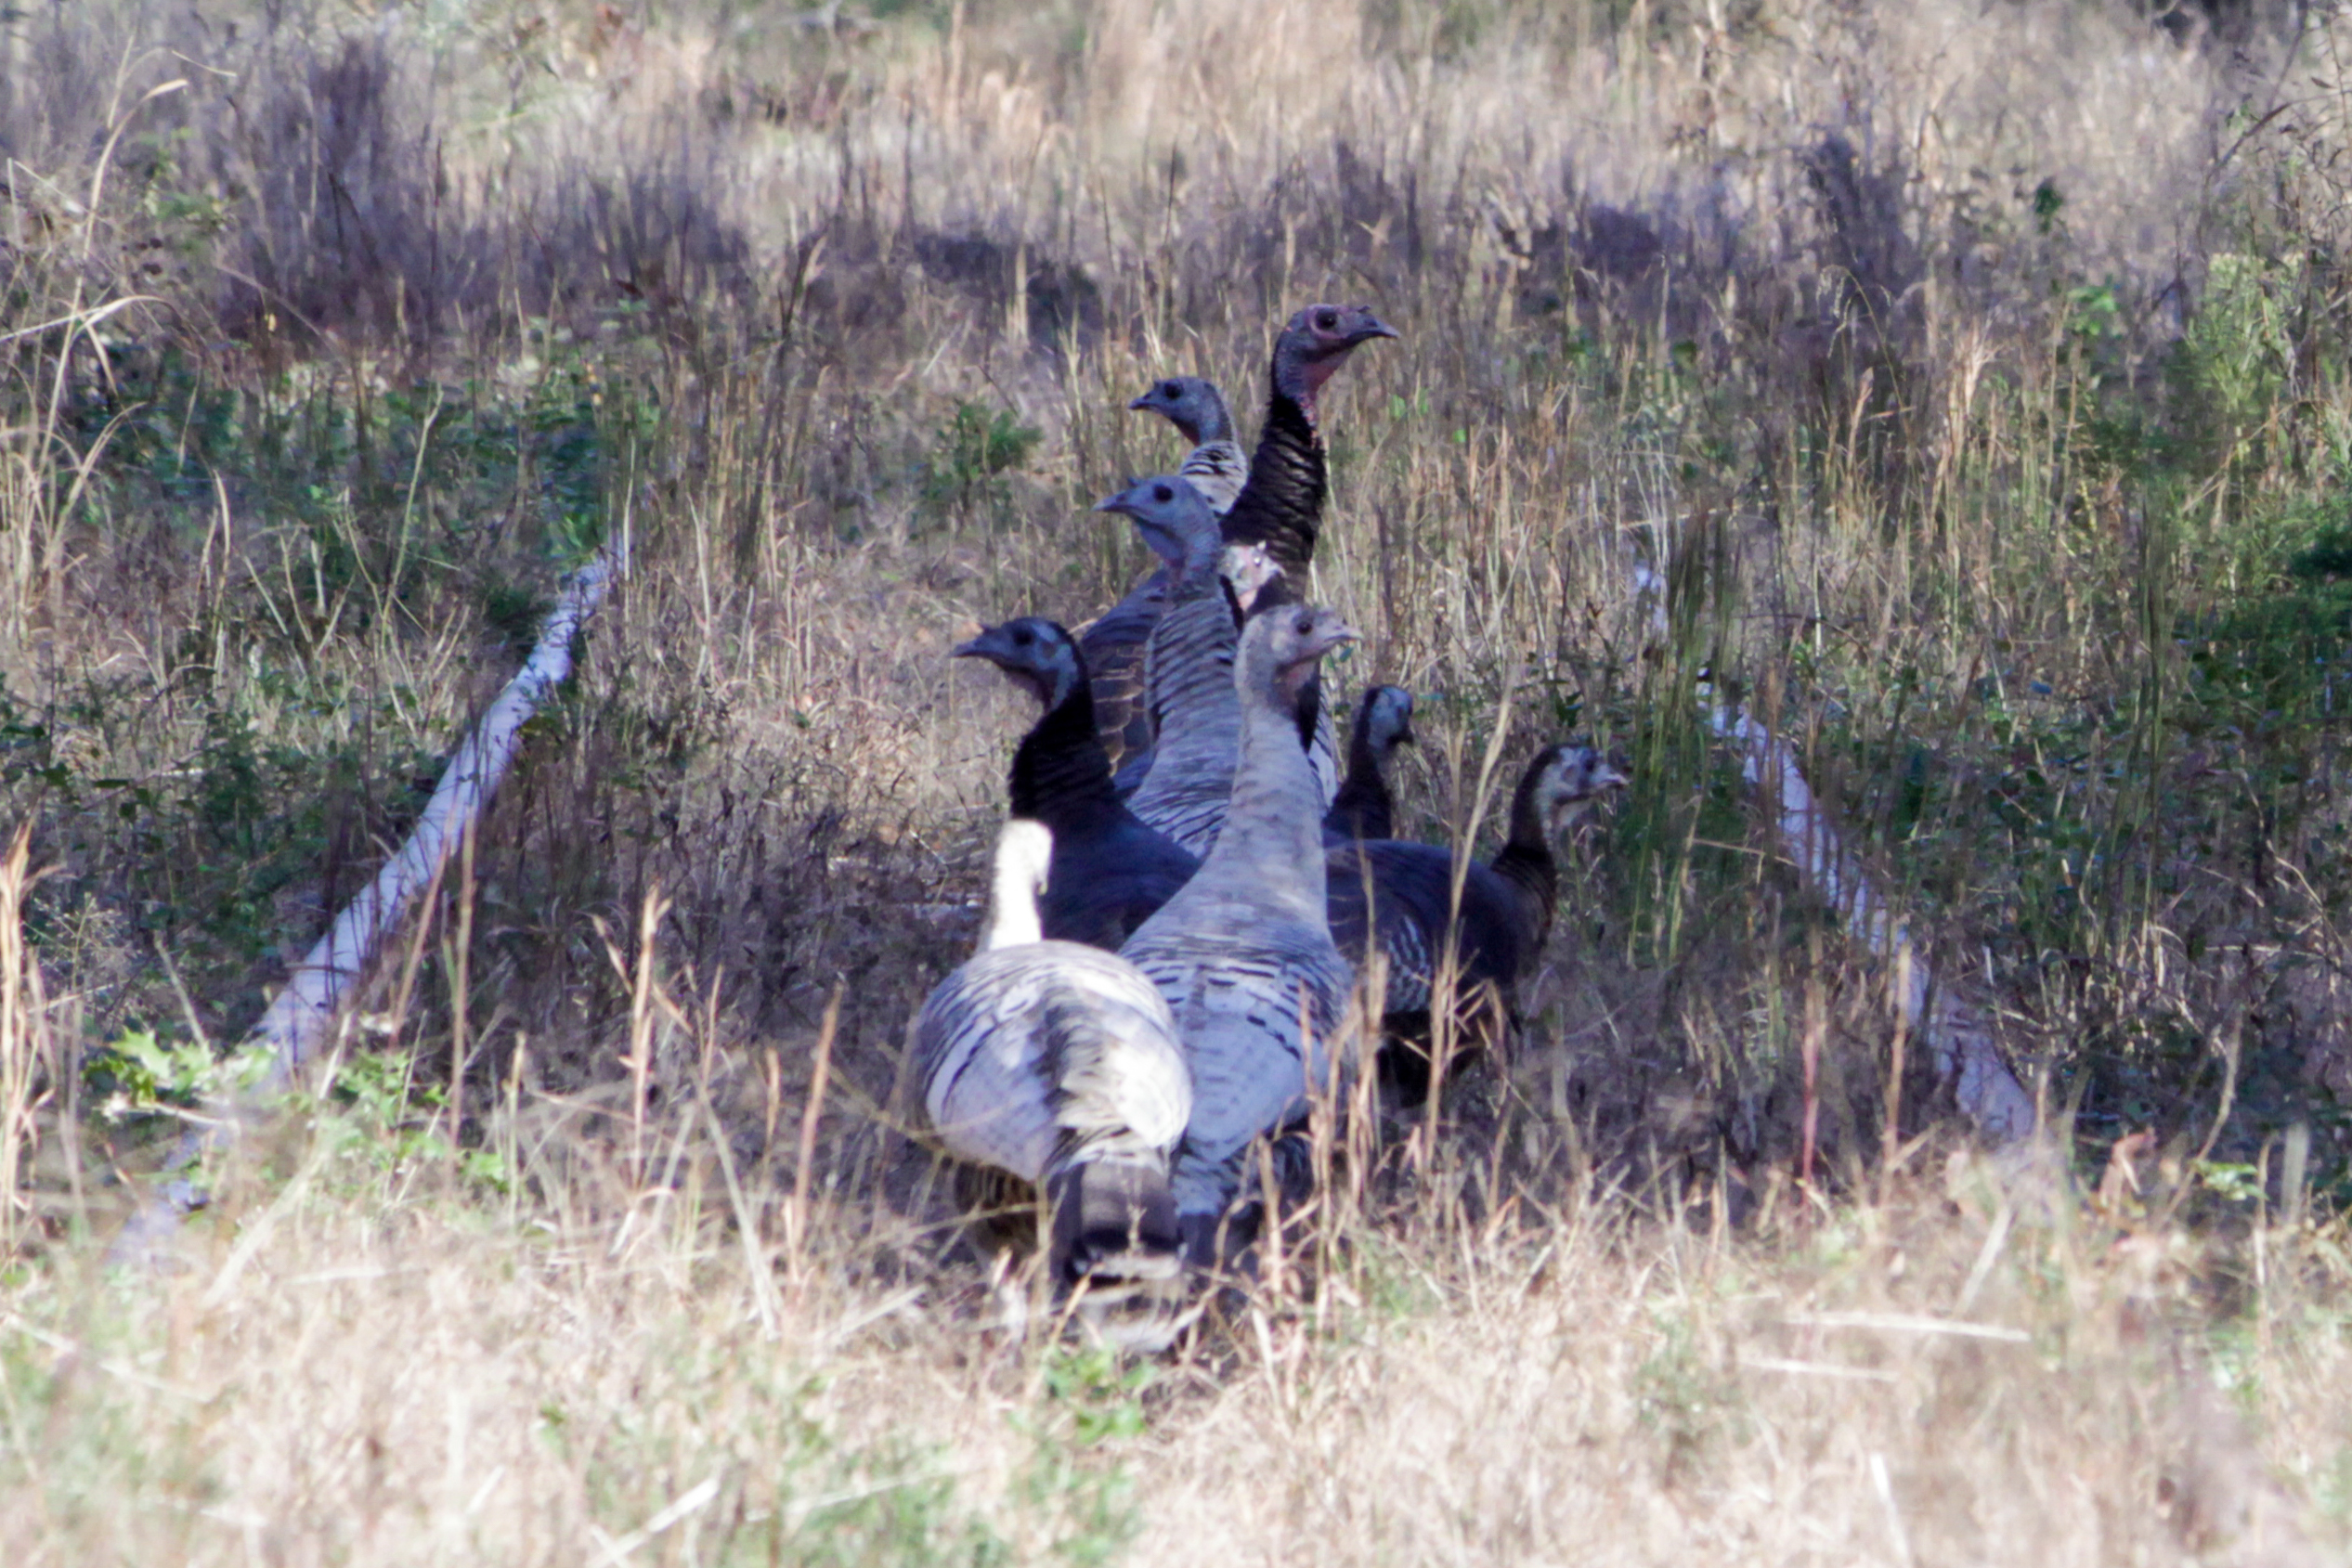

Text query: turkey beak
(1594, 759), (1631, 792)
(1124, 393), (1153, 411)
(1312, 619), (1362, 659)
(1092, 494), (1136, 519)
(951, 628), (1000, 662)
(1351, 310), (1401, 345)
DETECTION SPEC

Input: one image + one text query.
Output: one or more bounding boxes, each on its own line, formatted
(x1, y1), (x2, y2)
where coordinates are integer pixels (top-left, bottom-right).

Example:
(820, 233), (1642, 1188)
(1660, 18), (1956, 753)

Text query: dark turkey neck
(1326, 708), (1391, 836)
(1345, 701), (1384, 778)
(1293, 672), (1323, 754)
(1008, 676), (1123, 829)
(1488, 774), (1559, 951)
(1219, 374), (1324, 578)
(1198, 649), (1327, 916)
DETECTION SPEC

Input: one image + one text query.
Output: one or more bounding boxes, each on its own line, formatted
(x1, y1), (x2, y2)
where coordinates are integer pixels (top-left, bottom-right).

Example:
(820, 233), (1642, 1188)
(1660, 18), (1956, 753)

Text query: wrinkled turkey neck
(1275, 657), (1326, 714)
(1203, 645), (1327, 892)
(1172, 519), (1222, 585)
(1293, 671), (1322, 754)
(1220, 363), (1325, 578)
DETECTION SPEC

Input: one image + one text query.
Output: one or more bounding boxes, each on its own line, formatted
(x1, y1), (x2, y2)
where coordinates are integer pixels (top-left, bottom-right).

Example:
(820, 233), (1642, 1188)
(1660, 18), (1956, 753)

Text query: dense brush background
(6, 0), (2352, 1560)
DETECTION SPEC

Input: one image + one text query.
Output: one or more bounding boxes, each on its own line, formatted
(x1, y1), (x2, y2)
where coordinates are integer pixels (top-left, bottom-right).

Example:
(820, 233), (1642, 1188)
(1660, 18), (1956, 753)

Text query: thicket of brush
(5, 0), (2352, 1560)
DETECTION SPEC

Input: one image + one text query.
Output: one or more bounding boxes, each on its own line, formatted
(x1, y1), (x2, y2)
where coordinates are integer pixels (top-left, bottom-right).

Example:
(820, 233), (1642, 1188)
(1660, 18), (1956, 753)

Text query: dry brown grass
(6, 1113), (2352, 1563)
(5, 0), (2352, 1558)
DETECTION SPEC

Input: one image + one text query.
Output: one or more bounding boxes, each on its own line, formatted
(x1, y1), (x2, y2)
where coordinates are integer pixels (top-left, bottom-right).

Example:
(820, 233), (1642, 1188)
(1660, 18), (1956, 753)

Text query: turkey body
(1088, 310), (1395, 792)
(1324, 841), (1537, 1021)
(915, 942), (1191, 1190)
(1119, 603), (1360, 1260)
(1084, 377), (1245, 779)
(908, 821), (1194, 1320)
(1326, 744), (1625, 1099)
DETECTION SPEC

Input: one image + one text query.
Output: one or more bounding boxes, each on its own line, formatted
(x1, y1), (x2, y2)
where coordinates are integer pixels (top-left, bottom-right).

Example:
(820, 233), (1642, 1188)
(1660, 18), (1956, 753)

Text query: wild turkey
(1128, 375), (1248, 514)
(1222, 302), (1397, 806)
(1097, 475), (1249, 857)
(1079, 379), (1246, 779)
(1221, 303), (1397, 577)
(954, 616), (1200, 948)
(1101, 538), (1286, 802)
(1118, 600), (1361, 1264)
(1327, 744), (1626, 1099)
(1082, 306), (1395, 779)
(1323, 685), (1415, 844)
(907, 819), (1193, 1321)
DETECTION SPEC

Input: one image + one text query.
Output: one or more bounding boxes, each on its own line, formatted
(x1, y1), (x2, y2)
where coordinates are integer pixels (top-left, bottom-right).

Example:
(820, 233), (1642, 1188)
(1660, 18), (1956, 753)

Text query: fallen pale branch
(1704, 697), (2038, 1145)
(109, 548), (626, 1263)
(1630, 564), (2038, 1148)
(255, 551), (622, 1085)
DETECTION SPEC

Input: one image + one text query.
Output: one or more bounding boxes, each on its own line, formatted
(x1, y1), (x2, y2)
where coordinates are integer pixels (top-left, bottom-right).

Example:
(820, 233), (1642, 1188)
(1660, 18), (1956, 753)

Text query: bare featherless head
(1518, 743), (1629, 837)
(1220, 542), (1282, 611)
(1358, 685), (1415, 755)
(1240, 597), (1358, 706)
(1126, 375), (1234, 446)
(1094, 474), (1220, 575)
(1272, 302), (1399, 409)
(954, 617), (1081, 709)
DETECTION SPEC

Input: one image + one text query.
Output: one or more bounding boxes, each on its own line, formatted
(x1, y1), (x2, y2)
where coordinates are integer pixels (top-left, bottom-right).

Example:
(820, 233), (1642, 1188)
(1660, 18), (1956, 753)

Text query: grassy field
(6, 0), (2352, 1559)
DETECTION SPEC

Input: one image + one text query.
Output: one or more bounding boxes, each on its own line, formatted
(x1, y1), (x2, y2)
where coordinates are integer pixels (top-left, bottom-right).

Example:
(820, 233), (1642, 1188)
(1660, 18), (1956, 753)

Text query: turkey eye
(1316, 310), (1338, 330)
(1162, 381), (1179, 397)
(1154, 484), (1172, 501)
(1014, 629), (1032, 644)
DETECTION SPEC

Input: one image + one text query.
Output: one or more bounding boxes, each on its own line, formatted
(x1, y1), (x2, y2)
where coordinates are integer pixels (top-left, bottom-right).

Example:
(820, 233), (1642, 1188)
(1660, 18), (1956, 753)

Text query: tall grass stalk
(0, 825), (48, 1255)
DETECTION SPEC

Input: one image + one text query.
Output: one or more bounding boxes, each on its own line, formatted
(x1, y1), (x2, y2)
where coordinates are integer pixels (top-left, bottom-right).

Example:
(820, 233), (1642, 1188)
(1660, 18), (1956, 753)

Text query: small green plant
(2032, 176), (2066, 236)
(1634, 1313), (1747, 1484)
(2193, 1159), (2263, 1205)
(1039, 1344), (1152, 1445)
(986, 1345), (1150, 1564)
(920, 399), (1041, 525)
(317, 1050), (456, 1173)
(84, 1028), (271, 1125)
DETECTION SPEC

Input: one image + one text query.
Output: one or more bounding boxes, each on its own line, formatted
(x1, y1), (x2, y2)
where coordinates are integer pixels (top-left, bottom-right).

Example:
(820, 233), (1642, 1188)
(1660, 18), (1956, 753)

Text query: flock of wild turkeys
(908, 305), (1627, 1345)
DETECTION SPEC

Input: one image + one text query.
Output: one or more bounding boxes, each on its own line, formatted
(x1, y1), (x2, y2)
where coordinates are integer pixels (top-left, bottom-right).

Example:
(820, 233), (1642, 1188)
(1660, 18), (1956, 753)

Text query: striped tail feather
(1046, 1156), (1189, 1350)
(1035, 982), (1192, 1348)
(1045, 1155), (1181, 1283)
